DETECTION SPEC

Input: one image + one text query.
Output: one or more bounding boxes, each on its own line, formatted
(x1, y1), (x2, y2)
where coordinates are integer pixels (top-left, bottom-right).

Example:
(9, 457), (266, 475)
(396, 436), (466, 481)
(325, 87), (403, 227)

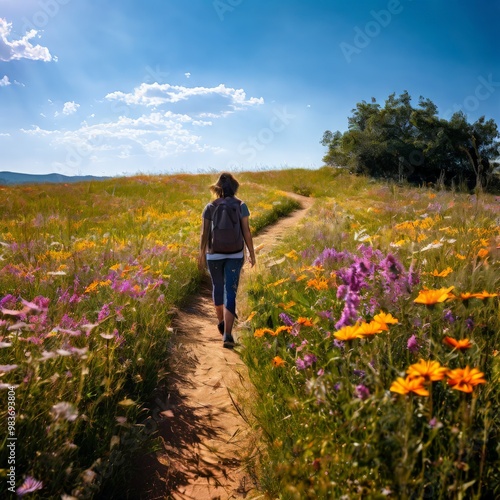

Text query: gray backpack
(209, 197), (244, 254)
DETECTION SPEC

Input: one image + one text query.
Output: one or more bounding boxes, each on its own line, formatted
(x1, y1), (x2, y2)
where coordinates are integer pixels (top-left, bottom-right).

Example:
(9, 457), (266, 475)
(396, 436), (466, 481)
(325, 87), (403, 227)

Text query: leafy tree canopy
(321, 91), (500, 192)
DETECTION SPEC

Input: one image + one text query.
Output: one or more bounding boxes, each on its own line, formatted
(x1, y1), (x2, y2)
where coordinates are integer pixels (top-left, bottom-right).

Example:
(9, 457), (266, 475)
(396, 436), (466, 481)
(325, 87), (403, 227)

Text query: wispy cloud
(105, 82), (264, 109)
(0, 75), (10, 86)
(0, 18), (54, 62)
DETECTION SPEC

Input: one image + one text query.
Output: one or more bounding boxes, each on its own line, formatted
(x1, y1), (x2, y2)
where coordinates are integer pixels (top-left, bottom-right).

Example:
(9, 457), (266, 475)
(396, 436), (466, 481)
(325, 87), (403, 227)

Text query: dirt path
(132, 193), (314, 500)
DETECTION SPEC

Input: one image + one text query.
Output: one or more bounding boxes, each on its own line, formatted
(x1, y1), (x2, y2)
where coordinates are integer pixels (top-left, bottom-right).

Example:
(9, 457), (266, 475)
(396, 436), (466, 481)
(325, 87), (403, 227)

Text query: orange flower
(407, 359), (448, 382)
(455, 253), (467, 260)
(429, 267), (453, 277)
(390, 376), (429, 396)
(274, 325), (292, 335)
(413, 286), (454, 305)
(272, 356), (286, 367)
(373, 311), (399, 330)
(443, 336), (473, 351)
(333, 323), (361, 342)
(447, 366), (486, 393)
(471, 290), (498, 299)
(455, 292), (475, 301)
(477, 248), (489, 259)
(254, 328), (274, 338)
(306, 278), (329, 291)
(297, 317), (314, 327)
(356, 320), (385, 337)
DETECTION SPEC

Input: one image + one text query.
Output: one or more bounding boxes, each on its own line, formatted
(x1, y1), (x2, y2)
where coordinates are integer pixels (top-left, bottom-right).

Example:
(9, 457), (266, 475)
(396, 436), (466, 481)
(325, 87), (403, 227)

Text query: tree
(321, 92), (500, 191)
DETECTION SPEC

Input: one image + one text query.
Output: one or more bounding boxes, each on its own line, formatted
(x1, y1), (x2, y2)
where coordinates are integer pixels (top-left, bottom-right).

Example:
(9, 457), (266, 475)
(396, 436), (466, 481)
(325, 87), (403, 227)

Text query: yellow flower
(443, 336), (473, 351)
(333, 323), (361, 342)
(455, 253), (467, 260)
(407, 359), (448, 382)
(246, 311), (256, 322)
(356, 320), (385, 337)
(390, 376), (429, 396)
(413, 286), (454, 305)
(447, 366), (486, 393)
(284, 250), (299, 261)
(429, 267), (453, 277)
(373, 311), (399, 329)
(278, 300), (296, 310)
(272, 356), (286, 367)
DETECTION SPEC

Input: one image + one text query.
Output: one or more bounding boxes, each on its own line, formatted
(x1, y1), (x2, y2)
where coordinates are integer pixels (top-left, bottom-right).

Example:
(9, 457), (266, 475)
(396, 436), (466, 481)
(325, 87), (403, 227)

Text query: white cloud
(105, 82), (264, 109)
(0, 18), (54, 62)
(0, 75), (10, 86)
(22, 110), (221, 161)
(185, 72), (191, 79)
(62, 101), (80, 115)
(0, 132), (11, 137)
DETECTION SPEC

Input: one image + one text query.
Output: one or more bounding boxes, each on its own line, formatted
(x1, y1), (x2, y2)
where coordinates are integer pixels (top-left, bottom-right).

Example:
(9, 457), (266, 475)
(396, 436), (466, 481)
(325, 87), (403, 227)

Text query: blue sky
(0, 0), (499, 177)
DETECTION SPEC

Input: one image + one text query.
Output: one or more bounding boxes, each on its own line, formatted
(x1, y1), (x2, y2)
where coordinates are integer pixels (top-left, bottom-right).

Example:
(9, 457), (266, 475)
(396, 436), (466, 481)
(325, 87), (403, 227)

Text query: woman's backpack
(209, 197), (244, 254)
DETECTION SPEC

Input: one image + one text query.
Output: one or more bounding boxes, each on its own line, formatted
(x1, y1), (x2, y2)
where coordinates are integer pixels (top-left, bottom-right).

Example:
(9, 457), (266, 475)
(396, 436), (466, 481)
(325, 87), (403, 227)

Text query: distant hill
(0, 171), (110, 186)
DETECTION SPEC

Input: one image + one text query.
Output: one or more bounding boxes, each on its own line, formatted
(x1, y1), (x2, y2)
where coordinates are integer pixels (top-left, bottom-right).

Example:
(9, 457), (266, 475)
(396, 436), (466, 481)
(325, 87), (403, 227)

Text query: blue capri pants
(207, 258), (244, 317)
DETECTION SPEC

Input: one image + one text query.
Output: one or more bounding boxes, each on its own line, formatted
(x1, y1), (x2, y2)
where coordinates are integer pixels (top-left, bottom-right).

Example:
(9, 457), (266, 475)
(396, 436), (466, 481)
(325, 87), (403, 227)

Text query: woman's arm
(198, 218), (211, 270)
(241, 216), (256, 267)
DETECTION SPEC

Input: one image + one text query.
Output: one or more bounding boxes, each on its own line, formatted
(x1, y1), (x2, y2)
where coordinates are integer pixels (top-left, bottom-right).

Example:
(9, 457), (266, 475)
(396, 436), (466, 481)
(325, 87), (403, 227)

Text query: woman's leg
(223, 258), (244, 337)
(207, 259), (225, 321)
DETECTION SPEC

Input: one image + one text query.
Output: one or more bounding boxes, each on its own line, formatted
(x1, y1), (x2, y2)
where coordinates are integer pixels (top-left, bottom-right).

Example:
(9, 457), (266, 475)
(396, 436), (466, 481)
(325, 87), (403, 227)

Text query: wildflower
(471, 290), (498, 299)
(447, 366), (486, 393)
(443, 336), (473, 351)
(297, 317), (314, 327)
(17, 477), (43, 496)
(455, 253), (467, 260)
(413, 286), (454, 305)
(373, 311), (399, 329)
(278, 300), (296, 310)
(254, 328), (274, 338)
(390, 376), (429, 396)
(0, 364), (18, 374)
(477, 248), (489, 259)
(407, 334), (420, 353)
(443, 309), (455, 323)
(465, 317), (474, 330)
(307, 278), (329, 291)
(275, 325), (292, 335)
(272, 356), (286, 367)
(357, 320), (385, 337)
(407, 359), (448, 382)
(429, 267), (453, 277)
(279, 312), (294, 326)
(51, 402), (78, 422)
(333, 323), (361, 342)
(355, 384), (370, 400)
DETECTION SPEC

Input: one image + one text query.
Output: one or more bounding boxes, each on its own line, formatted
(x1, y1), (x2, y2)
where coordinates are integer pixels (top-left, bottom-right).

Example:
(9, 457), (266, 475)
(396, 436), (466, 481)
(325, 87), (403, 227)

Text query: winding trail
(133, 193), (314, 500)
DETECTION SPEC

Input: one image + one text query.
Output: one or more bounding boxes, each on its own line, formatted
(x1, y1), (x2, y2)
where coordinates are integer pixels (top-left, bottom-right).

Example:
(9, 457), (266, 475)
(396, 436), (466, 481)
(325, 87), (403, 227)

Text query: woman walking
(198, 173), (256, 348)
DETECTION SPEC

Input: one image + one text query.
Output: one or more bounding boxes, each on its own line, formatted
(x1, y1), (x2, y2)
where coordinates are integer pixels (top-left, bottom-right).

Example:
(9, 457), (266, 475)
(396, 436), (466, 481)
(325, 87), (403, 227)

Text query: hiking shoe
(223, 334), (235, 349)
(217, 321), (224, 335)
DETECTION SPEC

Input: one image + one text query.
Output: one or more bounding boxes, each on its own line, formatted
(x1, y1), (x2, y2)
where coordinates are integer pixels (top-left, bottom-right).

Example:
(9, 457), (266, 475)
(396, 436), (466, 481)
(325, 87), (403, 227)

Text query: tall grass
(0, 173), (298, 498)
(240, 171), (500, 499)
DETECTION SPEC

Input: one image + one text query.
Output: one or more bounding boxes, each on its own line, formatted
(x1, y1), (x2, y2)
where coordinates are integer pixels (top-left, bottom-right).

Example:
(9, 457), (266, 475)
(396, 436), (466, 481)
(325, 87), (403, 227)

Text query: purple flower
(465, 317), (474, 330)
(353, 369), (366, 379)
(279, 312), (294, 327)
(443, 309), (455, 323)
(296, 358), (306, 370)
(296, 353), (317, 370)
(407, 334), (420, 354)
(355, 384), (370, 400)
(97, 302), (111, 322)
(333, 339), (345, 350)
(16, 476), (43, 496)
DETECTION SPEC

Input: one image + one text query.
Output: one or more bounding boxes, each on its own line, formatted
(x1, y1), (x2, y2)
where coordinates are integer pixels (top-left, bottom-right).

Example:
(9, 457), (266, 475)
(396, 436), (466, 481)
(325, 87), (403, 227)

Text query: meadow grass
(0, 173), (298, 498)
(239, 170), (500, 499)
